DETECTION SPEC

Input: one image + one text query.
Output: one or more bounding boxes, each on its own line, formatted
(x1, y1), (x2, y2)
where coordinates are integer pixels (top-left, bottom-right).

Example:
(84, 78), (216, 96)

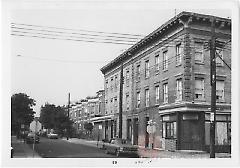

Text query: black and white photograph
(1, 0), (240, 167)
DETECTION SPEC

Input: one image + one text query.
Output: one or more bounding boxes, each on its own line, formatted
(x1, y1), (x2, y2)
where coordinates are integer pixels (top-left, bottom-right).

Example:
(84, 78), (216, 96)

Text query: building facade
(100, 12), (231, 152)
(68, 90), (106, 140)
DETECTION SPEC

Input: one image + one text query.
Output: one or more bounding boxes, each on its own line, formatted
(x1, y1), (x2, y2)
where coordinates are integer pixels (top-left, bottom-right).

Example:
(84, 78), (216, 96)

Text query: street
(29, 137), (116, 158)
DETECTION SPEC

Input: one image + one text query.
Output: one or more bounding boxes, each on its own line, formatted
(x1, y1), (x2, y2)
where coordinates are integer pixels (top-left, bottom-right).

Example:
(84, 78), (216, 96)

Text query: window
(155, 85), (160, 104)
(126, 70), (130, 86)
(136, 91), (141, 108)
(176, 79), (183, 101)
(155, 55), (160, 72)
(163, 51), (168, 70)
(145, 88), (150, 107)
(176, 43), (182, 65)
(114, 97), (118, 112)
(195, 42), (204, 63)
(216, 80), (224, 101)
(105, 100), (108, 114)
(126, 94), (130, 110)
(216, 48), (224, 66)
(105, 79), (108, 94)
(163, 122), (177, 138)
(114, 75), (118, 89)
(136, 65), (141, 81)
(114, 97), (117, 107)
(111, 77), (114, 91)
(145, 60), (150, 78)
(195, 78), (204, 100)
(163, 83), (168, 103)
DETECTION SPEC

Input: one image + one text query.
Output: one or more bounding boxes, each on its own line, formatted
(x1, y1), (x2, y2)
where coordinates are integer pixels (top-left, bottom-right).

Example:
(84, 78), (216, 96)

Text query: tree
(39, 103), (73, 136)
(11, 93), (36, 134)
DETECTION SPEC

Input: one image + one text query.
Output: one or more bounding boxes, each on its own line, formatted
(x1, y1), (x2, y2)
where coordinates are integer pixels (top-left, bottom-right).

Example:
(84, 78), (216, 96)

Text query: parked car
(104, 138), (138, 157)
(26, 132), (40, 144)
(47, 133), (58, 139)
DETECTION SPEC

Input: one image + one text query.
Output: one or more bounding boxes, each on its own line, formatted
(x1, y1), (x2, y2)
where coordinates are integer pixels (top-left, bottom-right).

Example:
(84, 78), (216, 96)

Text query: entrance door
(133, 118), (139, 145)
(181, 119), (203, 150)
(145, 117), (149, 148)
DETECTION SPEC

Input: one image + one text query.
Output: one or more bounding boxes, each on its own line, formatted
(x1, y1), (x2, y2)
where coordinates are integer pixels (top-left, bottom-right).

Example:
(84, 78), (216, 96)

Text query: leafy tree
(39, 103), (73, 136)
(11, 93), (36, 134)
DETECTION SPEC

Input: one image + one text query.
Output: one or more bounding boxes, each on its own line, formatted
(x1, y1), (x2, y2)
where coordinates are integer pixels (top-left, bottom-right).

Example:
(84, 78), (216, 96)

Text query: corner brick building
(100, 11), (231, 152)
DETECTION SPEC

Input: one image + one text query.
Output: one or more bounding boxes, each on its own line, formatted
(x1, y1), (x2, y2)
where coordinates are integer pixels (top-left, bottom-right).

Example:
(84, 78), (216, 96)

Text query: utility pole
(67, 92), (70, 140)
(118, 63), (123, 138)
(68, 93), (70, 117)
(210, 17), (216, 158)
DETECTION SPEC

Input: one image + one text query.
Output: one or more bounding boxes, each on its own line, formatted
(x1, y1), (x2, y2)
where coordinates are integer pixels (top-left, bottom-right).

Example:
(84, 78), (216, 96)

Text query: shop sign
(183, 114), (198, 120)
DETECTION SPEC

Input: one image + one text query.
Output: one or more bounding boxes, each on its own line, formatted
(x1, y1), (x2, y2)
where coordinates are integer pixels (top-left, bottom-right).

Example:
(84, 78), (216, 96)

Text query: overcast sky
(6, 0), (232, 116)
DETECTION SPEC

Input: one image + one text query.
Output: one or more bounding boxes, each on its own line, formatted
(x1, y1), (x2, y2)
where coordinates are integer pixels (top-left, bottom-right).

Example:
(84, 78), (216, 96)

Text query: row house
(100, 11), (231, 152)
(68, 90), (106, 140)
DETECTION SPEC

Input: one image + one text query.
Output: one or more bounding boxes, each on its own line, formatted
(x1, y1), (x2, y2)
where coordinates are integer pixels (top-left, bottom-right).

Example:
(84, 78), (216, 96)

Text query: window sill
(216, 100), (226, 103)
(194, 99), (206, 102)
(195, 62), (204, 65)
(176, 63), (182, 67)
(175, 99), (183, 103)
(164, 137), (177, 140)
(163, 69), (168, 72)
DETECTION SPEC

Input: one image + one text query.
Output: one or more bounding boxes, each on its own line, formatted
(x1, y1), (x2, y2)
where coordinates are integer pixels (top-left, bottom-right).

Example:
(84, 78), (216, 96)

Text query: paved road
(29, 137), (115, 158)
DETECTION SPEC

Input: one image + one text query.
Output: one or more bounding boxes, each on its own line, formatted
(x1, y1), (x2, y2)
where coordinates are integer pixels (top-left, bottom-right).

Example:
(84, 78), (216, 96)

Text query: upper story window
(176, 43), (183, 65)
(126, 94), (130, 110)
(195, 42), (204, 64)
(136, 91), (141, 108)
(105, 79), (108, 94)
(136, 64), (141, 81)
(216, 80), (225, 102)
(216, 48), (224, 66)
(195, 78), (204, 100)
(114, 97), (118, 107)
(114, 75), (118, 89)
(176, 79), (183, 101)
(163, 83), (168, 103)
(126, 70), (130, 86)
(155, 85), (160, 105)
(110, 77), (114, 91)
(155, 54), (160, 72)
(145, 88), (150, 107)
(163, 50), (168, 71)
(145, 60), (150, 78)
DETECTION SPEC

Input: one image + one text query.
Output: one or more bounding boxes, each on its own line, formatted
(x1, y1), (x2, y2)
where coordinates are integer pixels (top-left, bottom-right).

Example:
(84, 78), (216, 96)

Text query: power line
(11, 33), (135, 45)
(11, 26), (143, 41)
(216, 52), (231, 70)
(11, 23), (145, 38)
(11, 29), (139, 43)
(12, 32), (206, 49)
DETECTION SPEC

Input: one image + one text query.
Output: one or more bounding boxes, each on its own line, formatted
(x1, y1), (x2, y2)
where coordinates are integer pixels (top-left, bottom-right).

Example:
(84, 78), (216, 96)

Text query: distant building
(101, 11), (231, 152)
(69, 90), (106, 140)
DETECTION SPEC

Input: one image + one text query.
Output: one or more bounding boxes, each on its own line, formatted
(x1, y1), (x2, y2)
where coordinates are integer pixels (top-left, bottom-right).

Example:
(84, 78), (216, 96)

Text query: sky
(6, 0), (233, 116)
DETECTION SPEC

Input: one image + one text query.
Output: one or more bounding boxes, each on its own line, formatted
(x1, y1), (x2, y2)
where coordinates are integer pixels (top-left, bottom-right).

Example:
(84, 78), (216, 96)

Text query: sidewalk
(62, 138), (231, 158)
(11, 136), (41, 158)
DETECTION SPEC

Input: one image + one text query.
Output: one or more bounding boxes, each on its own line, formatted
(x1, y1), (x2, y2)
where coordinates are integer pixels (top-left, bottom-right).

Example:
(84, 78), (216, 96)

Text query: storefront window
(163, 122), (176, 138)
(205, 114), (231, 146)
